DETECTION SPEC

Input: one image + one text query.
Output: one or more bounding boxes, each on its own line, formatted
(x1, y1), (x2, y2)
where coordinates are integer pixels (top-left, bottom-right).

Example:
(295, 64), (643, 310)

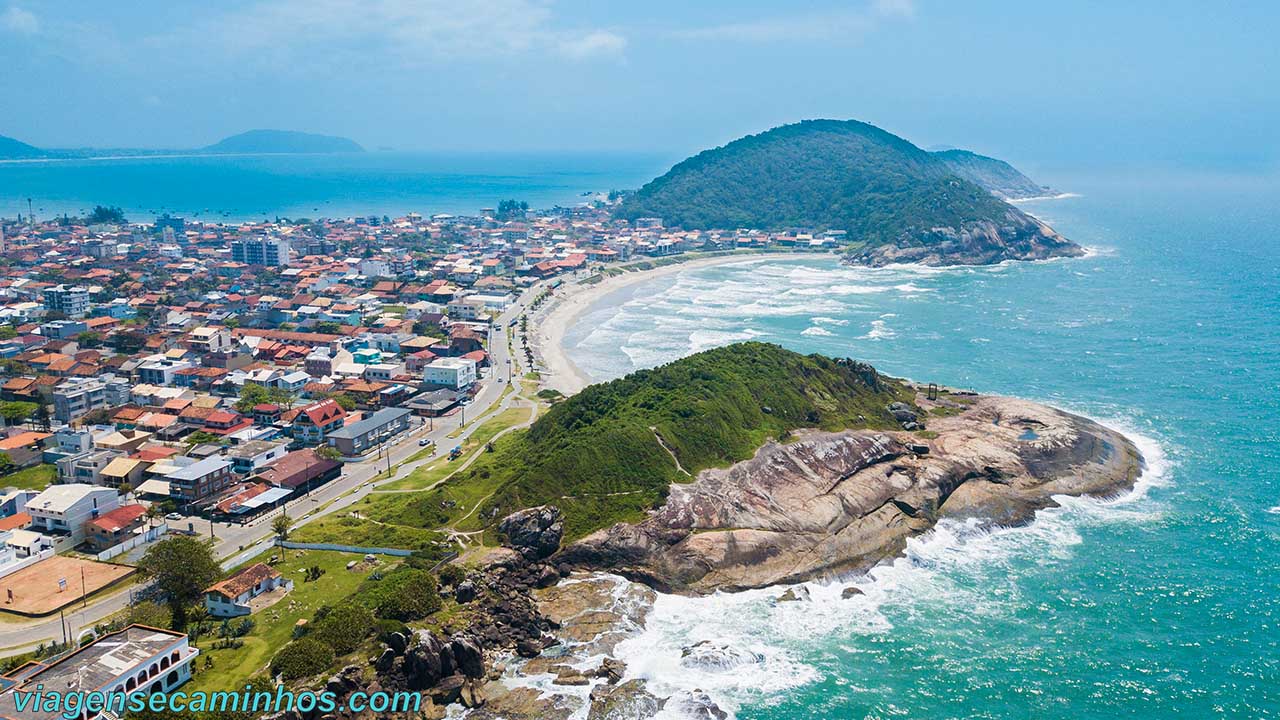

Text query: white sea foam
(800, 326), (834, 337)
(860, 319), (895, 340)
(1267, 506), (1280, 515)
(809, 316), (849, 326)
(612, 422), (1172, 719)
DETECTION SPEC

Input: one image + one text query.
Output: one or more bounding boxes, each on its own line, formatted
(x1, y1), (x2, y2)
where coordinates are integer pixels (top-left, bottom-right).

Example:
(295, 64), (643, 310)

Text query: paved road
(0, 283), (541, 655)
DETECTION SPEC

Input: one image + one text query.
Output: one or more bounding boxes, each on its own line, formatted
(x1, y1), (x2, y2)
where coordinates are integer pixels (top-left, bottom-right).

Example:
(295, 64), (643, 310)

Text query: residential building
(0, 625), (198, 717)
(325, 407), (411, 456)
(43, 284), (90, 319)
(0, 432), (50, 468)
(230, 237), (291, 267)
(136, 356), (196, 386)
(227, 440), (289, 475)
(291, 399), (346, 444)
(255, 448), (341, 491)
(84, 503), (148, 552)
(52, 376), (130, 423)
(204, 563), (292, 617)
(24, 483), (120, 544)
(423, 357), (477, 390)
(39, 319), (87, 340)
(165, 456), (233, 505)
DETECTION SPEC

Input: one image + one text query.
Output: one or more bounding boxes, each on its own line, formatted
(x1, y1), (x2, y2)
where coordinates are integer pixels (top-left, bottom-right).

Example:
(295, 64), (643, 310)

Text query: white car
(165, 512), (182, 521)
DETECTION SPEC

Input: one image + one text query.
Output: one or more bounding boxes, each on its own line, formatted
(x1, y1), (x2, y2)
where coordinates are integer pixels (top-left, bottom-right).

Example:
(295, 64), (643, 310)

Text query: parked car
(165, 512), (182, 521)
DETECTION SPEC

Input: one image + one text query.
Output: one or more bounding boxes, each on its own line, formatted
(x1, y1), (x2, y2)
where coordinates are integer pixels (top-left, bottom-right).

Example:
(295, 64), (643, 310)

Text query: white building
(24, 484), (120, 545)
(0, 624), (198, 718)
(423, 357), (477, 390)
(204, 563), (293, 617)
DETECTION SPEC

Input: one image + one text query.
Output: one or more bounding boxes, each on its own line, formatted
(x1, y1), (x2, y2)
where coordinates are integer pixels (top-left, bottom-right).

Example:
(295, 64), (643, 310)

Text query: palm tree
(145, 504), (163, 529)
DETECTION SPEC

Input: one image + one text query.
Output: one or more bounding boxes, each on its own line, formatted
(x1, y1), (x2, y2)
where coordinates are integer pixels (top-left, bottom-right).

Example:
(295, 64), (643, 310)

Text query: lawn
(381, 405), (531, 492)
(0, 464), (56, 491)
(289, 514), (443, 551)
(185, 548), (382, 692)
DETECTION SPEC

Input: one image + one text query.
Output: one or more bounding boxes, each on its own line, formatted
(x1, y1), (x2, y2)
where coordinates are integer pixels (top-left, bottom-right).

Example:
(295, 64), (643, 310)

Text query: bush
(270, 638), (335, 681)
(360, 568), (442, 622)
(437, 564), (466, 587)
(310, 603), (375, 655)
(375, 618), (409, 643)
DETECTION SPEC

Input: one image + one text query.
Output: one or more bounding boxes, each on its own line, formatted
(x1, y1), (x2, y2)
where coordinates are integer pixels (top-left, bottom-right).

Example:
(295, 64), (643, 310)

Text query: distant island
(202, 129), (364, 154)
(616, 119), (1082, 266)
(0, 129), (363, 160)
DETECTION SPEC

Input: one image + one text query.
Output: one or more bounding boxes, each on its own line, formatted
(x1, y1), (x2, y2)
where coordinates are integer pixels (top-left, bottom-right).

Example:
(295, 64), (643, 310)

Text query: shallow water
(566, 171), (1280, 718)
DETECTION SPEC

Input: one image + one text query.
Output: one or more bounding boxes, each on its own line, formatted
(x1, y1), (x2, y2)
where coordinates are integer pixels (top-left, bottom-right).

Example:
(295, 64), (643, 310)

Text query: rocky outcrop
(846, 209), (1084, 267)
(562, 393), (1141, 593)
(499, 505), (565, 560)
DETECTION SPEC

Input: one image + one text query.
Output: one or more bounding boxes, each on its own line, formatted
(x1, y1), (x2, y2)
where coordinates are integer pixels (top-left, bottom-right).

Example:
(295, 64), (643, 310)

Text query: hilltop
(616, 119), (1082, 266)
(933, 148), (1052, 200)
(0, 134), (49, 160)
(202, 129), (364, 154)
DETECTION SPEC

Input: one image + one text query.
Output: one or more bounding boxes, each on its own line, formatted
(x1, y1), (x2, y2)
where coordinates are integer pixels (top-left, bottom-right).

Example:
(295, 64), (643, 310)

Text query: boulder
(841, 586), (865, 599)
(515, 638), (543, 658)
(888, 402), (919, 426)
(776, 586), (811, 603)
(594, 658), (626, 684)
(454, 580), (477, 604)
(588, 680), (664, 720)
(669, 690), (729, 720)
(450, 635), (486, 679)
(552, 669), (590, 686)
(459, 678), (487, 708)
(427, 675), (466, 705)
(387, 631), (409, 654)
(374, 647), (397, 672)
(535, 565), (560, 589)
(499, 505), (564, 560)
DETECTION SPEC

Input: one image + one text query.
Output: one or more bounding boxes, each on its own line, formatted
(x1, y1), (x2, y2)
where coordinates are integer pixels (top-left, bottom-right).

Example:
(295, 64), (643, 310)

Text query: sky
(1, 0), (1277, 170)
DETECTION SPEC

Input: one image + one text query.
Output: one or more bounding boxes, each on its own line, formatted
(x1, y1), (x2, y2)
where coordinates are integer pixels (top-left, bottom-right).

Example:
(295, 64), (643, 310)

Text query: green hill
(0, 134), (49, 159)
(203, 129), (364, 154)
(387, 343), (915, 540)
(616, 119), (1081, 265)
(933, 148), (1050, 200)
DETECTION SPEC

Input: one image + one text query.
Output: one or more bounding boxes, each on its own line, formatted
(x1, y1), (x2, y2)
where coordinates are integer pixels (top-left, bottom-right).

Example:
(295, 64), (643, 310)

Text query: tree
(184, 430), (220, 446)
(127, 600), (172, 629)
(315, 446), (342, 461)
(497, 199), (529, 220)
(0, 325), (16, 340)
(145, 504), (163, 529)
(330, 393), (356, 411)
(75, 331), (102, 348)
(135, 536), (220, 628)
(234, 384), (271, 413)
(272, 513), (292, 544)
(86, 205), (127, 225)
(0, 401), (38, 426)
(363, 568), (442, 621)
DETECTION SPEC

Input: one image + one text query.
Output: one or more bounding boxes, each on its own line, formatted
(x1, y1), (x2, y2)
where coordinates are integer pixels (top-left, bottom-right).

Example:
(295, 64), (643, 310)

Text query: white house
(423, 357), (477, 390)
(24, 484), (120, 545)
(204, 563), (293, 617)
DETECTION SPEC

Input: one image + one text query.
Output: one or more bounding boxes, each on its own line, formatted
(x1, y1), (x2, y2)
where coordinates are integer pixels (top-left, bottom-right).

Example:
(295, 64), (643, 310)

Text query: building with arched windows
(0, 625), (197, 720)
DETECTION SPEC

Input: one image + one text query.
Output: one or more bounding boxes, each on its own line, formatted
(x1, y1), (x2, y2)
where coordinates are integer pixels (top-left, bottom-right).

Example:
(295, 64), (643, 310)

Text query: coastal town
(0, 199), (847, 714)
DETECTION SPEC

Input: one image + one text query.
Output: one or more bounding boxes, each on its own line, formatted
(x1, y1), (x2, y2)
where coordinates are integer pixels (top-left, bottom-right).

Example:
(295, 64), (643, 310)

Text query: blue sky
(1, 1), (1276, 170)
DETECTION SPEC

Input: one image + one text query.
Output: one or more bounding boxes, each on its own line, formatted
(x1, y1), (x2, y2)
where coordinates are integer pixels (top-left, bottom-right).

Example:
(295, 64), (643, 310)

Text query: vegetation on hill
(933, 148), (1049, 200)
(451, 342), (915, 539)
(616, 120), (1017, 241)
(203, 129), (364, 154)
(615, 120), (1080, 265)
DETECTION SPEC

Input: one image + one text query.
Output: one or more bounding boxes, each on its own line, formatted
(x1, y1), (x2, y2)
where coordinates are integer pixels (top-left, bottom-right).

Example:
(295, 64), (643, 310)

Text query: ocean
(0, 151), (672, 222)
(563, 170), (1280, 718)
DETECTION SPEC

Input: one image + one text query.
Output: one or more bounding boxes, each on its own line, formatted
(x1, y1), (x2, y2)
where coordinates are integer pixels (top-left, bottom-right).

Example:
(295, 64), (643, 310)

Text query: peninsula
(0, 128), (363, 160)
(617, 119), (1083, 266)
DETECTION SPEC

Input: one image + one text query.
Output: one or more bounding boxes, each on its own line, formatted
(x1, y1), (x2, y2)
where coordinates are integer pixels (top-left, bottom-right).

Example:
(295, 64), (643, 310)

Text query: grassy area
(473, 342), (915, 540)
(289, 514), (444, 551)
(0, 463), (56, 491)
(185, 548), (382, 692)
(381, 406), (531, 492)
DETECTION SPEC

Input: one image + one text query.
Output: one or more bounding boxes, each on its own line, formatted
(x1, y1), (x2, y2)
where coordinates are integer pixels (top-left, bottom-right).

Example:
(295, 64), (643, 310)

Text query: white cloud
(178, 0), (625, 65)
(673, 0), (915, 43)
(558, 30), (627, 59)
(1, 5), (39, 34)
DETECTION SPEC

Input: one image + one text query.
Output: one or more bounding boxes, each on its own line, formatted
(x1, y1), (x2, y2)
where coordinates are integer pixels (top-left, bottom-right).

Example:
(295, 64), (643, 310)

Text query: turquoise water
(566, 172), (1280, 718)
(0, 152), (670, 222)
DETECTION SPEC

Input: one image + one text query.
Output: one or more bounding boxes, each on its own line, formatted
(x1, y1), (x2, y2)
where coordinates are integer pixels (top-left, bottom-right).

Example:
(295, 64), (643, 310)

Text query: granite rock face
(563, 393), (1141, 593)
(499, 505), (565, 560)
(846, 209), (1084, 267)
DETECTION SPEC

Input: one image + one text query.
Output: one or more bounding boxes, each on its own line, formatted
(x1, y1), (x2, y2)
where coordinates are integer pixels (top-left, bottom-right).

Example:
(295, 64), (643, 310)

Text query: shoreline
(534, 251), (839, 394)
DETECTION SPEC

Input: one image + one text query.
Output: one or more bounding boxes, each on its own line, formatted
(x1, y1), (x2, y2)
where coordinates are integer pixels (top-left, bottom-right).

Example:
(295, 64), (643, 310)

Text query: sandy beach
(533, 251), (838, 395)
